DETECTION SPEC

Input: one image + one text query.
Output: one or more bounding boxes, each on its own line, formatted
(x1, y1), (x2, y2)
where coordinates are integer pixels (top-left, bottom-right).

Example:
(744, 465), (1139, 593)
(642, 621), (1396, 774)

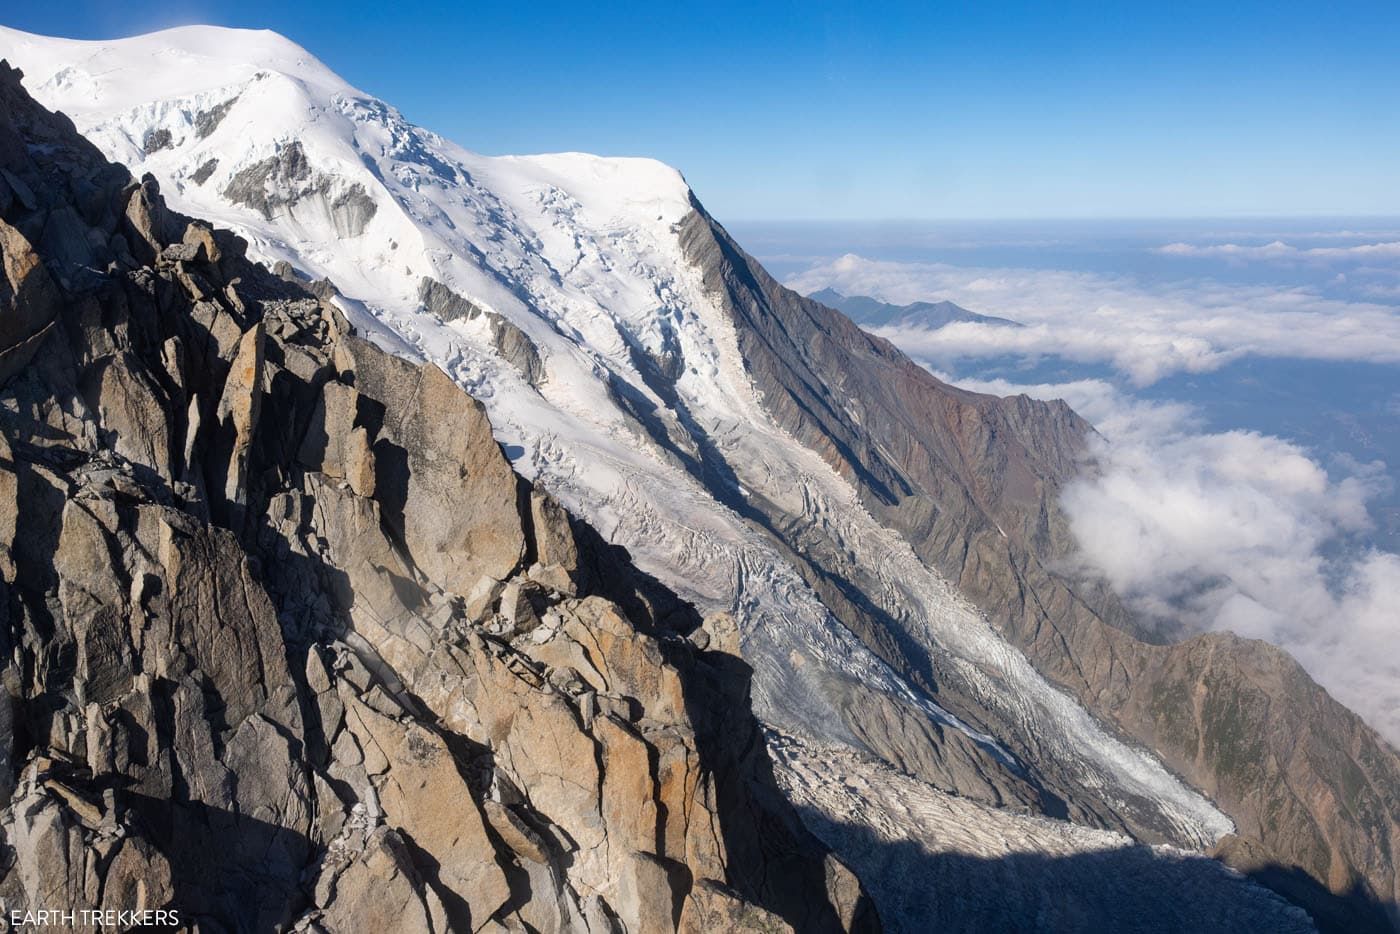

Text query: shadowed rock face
(193, 95), (238, 140)
(678, 202), (1400, 933)
(0, 61), (876, 934)
(223, 140), (377, 238)
(418, 277), (544, 385)
(189, 158), (218, 186)
(142, 128), (173, 155)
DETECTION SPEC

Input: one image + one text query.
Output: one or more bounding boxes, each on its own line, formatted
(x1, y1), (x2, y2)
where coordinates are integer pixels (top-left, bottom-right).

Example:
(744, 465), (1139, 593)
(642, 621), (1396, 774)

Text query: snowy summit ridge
(0, 15), (1228, 833)
(0, 24), (692, 328)
(2, 23), (1338, 931)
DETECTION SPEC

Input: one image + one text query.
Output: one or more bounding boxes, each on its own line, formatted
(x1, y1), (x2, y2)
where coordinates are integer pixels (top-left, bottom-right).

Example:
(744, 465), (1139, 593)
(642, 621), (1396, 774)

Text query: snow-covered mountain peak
(0, 24), (351, 110)
(0, 24), (1260, 914)
(0, 24), (695, 362)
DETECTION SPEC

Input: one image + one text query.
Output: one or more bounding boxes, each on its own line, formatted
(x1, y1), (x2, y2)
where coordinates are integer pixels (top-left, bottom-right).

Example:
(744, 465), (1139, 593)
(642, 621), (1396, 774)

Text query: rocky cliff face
(0, 62), (876, 933)
(679, 205), (1400, 933)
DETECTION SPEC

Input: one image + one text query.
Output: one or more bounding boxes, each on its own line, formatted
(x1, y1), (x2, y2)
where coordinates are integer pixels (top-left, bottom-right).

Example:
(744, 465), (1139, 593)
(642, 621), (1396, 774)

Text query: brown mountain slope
(678, 201), (1400, 933)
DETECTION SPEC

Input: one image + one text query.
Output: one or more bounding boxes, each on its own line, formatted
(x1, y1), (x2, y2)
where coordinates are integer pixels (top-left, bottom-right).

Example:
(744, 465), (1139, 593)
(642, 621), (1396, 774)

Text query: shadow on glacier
(798, 807), (1398, 934)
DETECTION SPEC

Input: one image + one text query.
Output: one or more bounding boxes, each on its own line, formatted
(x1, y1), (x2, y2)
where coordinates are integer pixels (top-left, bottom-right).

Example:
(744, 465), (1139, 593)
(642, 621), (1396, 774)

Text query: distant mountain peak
(808, 286), (1021, 329)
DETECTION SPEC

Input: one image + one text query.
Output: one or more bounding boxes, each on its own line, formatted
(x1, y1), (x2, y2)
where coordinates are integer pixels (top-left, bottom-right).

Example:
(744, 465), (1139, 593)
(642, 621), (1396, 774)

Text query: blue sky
(5, 0), (1399, 220)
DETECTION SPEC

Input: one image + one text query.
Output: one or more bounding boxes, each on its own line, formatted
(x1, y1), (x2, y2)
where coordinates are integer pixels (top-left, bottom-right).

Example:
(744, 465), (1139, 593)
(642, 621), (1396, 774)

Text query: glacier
(0, 22), (1314, 927)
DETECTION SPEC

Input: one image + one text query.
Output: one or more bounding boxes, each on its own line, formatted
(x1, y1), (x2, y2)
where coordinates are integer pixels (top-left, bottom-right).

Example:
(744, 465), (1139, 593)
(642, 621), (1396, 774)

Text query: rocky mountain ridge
(0, 23), (1394, 933)
(0, 61), (875, 933)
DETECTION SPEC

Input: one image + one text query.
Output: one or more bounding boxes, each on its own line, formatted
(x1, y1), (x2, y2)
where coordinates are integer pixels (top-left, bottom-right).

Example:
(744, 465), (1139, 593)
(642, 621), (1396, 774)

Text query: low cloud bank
(936, 372), (1400, 746)
(789, 254), (1400, 385)
(1156, 239), (1400, 261)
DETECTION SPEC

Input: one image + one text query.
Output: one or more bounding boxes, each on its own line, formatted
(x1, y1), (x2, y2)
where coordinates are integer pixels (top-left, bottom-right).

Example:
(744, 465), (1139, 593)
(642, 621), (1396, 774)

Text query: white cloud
(1156, 239), (1400, 261)
(1361, 283), (1400, 300)
(788, 254), (1400, 385)
(936, 372), (1400, 746)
